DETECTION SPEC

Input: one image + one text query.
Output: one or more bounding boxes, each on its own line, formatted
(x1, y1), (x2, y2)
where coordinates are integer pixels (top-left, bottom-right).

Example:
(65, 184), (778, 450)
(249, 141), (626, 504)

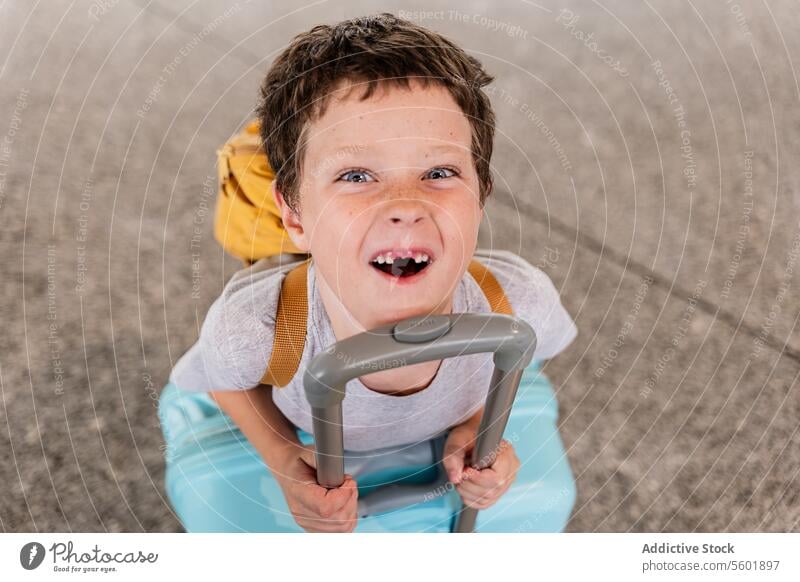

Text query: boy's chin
(356, 265), (456, 325)
(363, 300), (449, 327)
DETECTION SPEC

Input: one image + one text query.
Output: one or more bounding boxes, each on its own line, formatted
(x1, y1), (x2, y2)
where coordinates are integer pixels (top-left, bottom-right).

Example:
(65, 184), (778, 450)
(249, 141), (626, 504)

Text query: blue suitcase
(159, 349), (576, 533)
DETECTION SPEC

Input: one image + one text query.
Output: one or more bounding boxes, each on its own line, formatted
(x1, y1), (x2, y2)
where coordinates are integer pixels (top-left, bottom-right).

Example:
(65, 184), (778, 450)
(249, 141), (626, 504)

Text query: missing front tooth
(371, 256), (430, 277)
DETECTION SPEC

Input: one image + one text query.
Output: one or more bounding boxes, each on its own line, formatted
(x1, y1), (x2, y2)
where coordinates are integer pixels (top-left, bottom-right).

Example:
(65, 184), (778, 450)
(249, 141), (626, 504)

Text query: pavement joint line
(493, 194), (800, 366)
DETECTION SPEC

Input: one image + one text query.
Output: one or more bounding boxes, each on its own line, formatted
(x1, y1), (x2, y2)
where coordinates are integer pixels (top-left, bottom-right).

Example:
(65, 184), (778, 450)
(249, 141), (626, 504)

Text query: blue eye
(337, 169), (374, 183)
(425, 167), (459, 180)
(336, 166), (459, 183)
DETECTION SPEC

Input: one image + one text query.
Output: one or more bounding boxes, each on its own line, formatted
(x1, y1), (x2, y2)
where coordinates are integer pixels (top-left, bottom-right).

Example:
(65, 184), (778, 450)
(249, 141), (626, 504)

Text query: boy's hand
(276, 444), (359, 533)
(442, 422), (519, 510)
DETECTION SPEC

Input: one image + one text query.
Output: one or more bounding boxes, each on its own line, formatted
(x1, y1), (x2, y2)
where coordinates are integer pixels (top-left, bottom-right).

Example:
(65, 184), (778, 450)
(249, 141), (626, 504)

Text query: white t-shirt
(169, 250), (578, 451)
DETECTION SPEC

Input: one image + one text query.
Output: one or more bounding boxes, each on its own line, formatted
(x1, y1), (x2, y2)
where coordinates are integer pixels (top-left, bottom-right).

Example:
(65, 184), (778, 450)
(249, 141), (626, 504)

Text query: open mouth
(369, 249), (433, 278)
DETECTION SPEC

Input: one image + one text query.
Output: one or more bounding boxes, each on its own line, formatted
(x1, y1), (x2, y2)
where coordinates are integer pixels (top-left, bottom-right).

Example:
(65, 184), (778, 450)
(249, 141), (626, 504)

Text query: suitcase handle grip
(302, 313), (536, 532)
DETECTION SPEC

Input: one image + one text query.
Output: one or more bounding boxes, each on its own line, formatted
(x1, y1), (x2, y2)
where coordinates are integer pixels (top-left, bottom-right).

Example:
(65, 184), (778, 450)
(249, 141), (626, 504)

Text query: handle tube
(309, 406), (345, 489)
(453, 366), (524, 532)
(303, 313), (536, 529)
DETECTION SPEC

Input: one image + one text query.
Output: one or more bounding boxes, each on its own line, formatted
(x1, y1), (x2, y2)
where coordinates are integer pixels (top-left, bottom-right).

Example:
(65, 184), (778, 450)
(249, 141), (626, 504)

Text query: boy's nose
(385, 199), (428, 226)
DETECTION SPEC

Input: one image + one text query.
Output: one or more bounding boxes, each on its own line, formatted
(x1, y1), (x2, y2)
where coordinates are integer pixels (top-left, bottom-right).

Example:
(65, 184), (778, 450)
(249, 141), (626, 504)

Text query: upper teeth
(372, 252), (429, 264)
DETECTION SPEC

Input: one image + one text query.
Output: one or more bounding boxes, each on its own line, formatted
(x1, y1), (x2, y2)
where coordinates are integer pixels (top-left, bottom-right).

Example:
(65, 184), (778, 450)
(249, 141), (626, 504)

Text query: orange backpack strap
(467, 259), (513, 315)
(261, 259), (310, 387)
(260, 257), (511, 387)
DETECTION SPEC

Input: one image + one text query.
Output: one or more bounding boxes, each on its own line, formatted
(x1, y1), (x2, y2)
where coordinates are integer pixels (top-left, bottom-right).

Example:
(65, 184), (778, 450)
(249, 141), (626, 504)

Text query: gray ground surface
(1, 1), (798, 532)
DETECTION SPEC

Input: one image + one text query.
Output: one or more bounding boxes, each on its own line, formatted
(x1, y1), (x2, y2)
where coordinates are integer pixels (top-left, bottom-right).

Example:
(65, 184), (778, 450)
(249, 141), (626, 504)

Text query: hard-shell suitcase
(159, 314), (576, 532)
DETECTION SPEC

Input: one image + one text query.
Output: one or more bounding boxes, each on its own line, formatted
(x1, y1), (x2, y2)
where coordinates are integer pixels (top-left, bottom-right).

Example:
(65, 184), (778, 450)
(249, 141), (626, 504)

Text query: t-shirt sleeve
(482, 250), (578, 362)
(169, 280), (277, 393)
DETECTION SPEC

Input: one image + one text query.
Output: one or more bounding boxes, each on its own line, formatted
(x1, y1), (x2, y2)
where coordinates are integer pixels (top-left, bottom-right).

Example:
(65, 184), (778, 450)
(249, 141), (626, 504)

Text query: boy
(170, 12), (577, 532)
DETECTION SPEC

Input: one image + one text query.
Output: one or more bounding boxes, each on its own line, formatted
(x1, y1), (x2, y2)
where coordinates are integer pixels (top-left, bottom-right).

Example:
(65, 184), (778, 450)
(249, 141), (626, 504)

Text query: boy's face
(277, 78), (483, 327)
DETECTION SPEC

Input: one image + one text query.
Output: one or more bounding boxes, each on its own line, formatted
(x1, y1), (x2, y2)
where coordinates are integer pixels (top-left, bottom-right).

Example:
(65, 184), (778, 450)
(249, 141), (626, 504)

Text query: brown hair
(255, 12), (496, 213)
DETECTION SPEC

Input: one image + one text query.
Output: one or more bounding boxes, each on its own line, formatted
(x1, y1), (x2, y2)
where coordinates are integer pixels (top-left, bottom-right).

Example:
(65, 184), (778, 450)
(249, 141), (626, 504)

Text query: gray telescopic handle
(302, 312), (537, 530)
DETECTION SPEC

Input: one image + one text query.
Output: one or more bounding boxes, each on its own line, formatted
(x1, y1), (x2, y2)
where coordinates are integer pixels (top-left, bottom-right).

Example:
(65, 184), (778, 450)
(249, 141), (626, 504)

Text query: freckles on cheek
(454, 207), (481, 241)
(446, 218), (476, 248)
(312, 207), (359, 254)
(341, 211), (365, 253)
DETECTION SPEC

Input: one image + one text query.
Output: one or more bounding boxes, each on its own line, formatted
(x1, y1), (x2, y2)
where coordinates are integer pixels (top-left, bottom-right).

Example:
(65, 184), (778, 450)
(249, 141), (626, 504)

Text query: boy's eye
(425, 167), (458, 180)
(336, 166), (459, 183)
(337, 169), (374, 183)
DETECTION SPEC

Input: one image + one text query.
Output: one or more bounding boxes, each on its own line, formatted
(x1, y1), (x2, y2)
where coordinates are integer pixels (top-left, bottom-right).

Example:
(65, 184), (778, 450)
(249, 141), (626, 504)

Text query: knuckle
(331, 509), (349, 522)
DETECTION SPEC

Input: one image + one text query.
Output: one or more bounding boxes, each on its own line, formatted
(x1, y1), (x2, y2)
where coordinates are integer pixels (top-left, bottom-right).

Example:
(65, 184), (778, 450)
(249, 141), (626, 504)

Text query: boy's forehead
(307, 80), (471, 157)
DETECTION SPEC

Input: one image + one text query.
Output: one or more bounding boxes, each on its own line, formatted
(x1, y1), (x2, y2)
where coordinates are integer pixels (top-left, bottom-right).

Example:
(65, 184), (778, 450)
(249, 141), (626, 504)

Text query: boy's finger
(459, 487), (493, 506)
(457, 478), (493, 498)
(463, 496), (493, 510)
(443, 433), (471, 482)
(341, 478), (359, 507)
(442, 454), (464, 483)
(296, 478), (350, 515)
(491, 453), (519, 489)
(491, 442), (517, 470)
(456, 482), (495, 507)
(299, 514), (356, 533)
(461, 466), (497, 488)
(338, 475), (358, 498)
(324, 478), (358, 514)
(296, 483), (331, 515)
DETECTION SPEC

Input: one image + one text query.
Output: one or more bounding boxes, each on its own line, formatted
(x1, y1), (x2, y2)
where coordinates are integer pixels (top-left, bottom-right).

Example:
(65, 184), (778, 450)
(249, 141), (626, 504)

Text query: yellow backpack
(214, 120), (303, 265)
(213, 121), (512, 387)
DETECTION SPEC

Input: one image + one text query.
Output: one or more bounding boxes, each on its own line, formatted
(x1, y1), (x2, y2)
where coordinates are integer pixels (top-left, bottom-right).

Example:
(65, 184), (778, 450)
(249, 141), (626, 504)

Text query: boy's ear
(273, 182), (310, 252)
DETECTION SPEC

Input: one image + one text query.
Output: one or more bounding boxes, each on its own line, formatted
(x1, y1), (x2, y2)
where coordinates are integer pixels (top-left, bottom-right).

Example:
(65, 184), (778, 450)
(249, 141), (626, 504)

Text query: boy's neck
(315, 267), (455, 340)
(314, 265), (455, 395)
